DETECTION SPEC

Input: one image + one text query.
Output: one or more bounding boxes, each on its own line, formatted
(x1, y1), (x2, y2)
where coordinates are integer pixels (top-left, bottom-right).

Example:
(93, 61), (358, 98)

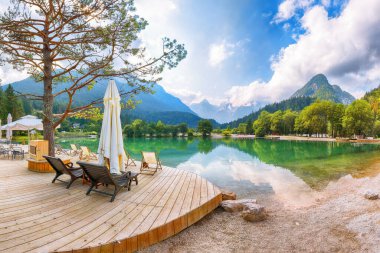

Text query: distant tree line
(123, 119), (189, 137)
(123, 119), (214, 138)
(229, 97), (380, 138)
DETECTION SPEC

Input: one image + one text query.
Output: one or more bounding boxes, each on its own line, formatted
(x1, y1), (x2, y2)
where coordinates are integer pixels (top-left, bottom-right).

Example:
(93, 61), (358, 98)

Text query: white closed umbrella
(6, 113), (12, 142)
(98, 80), (126, 174)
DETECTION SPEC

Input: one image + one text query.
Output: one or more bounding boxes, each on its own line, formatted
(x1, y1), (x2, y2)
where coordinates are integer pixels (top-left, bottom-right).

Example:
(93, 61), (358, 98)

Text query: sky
(1, 0), (380, 108)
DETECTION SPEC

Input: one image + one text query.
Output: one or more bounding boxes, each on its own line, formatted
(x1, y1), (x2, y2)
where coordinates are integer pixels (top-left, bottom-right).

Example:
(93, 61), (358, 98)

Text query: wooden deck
(0, 160), (222, 253)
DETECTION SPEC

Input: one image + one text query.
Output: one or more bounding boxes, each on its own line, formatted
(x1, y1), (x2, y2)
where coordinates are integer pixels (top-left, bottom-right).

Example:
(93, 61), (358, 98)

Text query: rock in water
(364, 190), (379, 200)
(220, 199), (257, 212)
(241, 203), (267, 222)
(221, 190), (237, 201)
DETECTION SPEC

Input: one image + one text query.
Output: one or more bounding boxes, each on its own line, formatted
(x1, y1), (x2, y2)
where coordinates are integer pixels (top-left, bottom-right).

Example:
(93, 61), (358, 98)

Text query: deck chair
(70, 144), (80, 156)
(140, 151), (162, 175)
(77, 161), (131, 202)
(43, 156), (84, 189)
(80, 146), (98, 160)
(0, 145), (10, 159)
(11, 147), (24, 160)
(124, 150), (136, 168)
(55, 144), (69, 156)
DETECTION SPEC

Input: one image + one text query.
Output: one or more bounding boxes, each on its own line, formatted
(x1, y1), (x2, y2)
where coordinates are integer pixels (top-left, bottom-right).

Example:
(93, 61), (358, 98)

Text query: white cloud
(274, 0), (314, 23)
(166, 88), (204, 104)
(0, 64), (28, 85)
(283, 23), (291, 31)
(167, 87), (225, 106)
(135, 0), (180, 58)
(227, 0), (380, 107)
(321, 0), (331, 7)
(208, 41), (235, 67)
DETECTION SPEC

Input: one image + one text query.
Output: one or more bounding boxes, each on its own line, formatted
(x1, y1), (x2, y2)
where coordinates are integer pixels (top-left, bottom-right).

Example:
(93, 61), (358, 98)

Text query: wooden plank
(147, 169), (185, 207)
(0, 186), (83, 210)
(180, 173), (196, 215)
(181, 173), (196, 226)
(0, 195), (99, 240)
(57, 203), (137, 251)
(86, 203), (147, 247)
(138, 171), (175, 206)
(3, 199), (125, 252)
(0, 191), (86, 222)
(200, 178), (208, 205)
(130, 168), (176, 205)
(126, 236), (138, 253)
(150, 171), (189, 241)
(118, 168), (172, 203)
(207, 181), (216, 212)
(167, 172), (192, 233)
(112, 239), (127, 253)
(112, 205), (154, 242)
(134, 206), (163, 250)
(207, 181), (215, 201)
(188, 174), (202, 225)
(38, 202), (127, 252)
(0, 197), (109, 251)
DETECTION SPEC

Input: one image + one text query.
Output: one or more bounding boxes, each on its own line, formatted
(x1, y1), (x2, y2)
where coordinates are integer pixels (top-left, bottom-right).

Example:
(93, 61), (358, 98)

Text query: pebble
(220, 199), (257, 212)
(241, 203), (267, 222)
(364, 190), (379, 200)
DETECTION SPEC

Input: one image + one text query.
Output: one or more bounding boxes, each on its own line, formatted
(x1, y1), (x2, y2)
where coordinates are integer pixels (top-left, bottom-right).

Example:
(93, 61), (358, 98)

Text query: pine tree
(4, 85), (24, 119)
(0, 88), (6, 119)
(21, 97), (33, 115)
(246, 119), (253, 134)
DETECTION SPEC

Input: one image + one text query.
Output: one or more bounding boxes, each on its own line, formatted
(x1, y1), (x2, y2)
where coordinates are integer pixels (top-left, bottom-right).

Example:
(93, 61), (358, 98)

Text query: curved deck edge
(59, 189), (222, 253)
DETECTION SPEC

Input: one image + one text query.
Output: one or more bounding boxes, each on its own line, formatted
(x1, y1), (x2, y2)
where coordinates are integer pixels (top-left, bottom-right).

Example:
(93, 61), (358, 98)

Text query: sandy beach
(142, 170), (380, 253)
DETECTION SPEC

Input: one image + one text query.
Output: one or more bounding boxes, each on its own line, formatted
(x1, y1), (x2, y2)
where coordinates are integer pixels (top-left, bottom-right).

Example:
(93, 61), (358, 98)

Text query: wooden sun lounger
(77, 161), (132, 202)
(55, 144), (69, 156)
(140, 151), (162, 175)
(124, 149), (136, 168)
(43, 155), (84, 189)
(79, 146), (98, 160)
(70, 144), (80, 156)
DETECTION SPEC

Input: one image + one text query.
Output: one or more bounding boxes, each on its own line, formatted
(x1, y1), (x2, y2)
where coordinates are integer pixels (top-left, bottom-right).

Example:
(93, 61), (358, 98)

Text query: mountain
(3, 77), (218, 128)
(221, 96), (315, 128)
(6, 77), (194, 113)
(291, 74), (355, 104)
(190, 99), (254, 123)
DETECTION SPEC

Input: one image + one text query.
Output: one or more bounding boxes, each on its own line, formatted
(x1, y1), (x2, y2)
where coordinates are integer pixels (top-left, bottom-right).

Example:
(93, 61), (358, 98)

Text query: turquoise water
(57, 137), (380, 205)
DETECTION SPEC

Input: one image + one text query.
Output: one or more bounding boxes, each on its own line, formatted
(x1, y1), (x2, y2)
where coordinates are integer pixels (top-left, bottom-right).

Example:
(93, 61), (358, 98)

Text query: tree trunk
(42, 28), (55, 156)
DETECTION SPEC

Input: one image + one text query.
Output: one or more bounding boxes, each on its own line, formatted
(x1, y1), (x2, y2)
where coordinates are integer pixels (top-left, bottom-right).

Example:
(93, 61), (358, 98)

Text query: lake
(56, 137), (380, 207)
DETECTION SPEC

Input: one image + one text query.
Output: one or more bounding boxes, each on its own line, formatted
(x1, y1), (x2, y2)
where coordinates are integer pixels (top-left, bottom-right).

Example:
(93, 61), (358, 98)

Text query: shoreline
(19, 134), (380, 145)
(213, 134), (380, 144)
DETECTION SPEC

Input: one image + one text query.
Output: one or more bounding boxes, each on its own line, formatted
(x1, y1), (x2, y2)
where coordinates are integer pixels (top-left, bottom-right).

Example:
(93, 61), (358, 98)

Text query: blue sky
(0, 0), (379, 108)
(135, 0), (380, 107)
(135, 0), (294, 105)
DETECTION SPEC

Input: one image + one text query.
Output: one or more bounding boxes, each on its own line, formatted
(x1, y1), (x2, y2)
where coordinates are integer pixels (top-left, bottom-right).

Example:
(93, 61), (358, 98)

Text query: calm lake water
(57, 137), (380, 206)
